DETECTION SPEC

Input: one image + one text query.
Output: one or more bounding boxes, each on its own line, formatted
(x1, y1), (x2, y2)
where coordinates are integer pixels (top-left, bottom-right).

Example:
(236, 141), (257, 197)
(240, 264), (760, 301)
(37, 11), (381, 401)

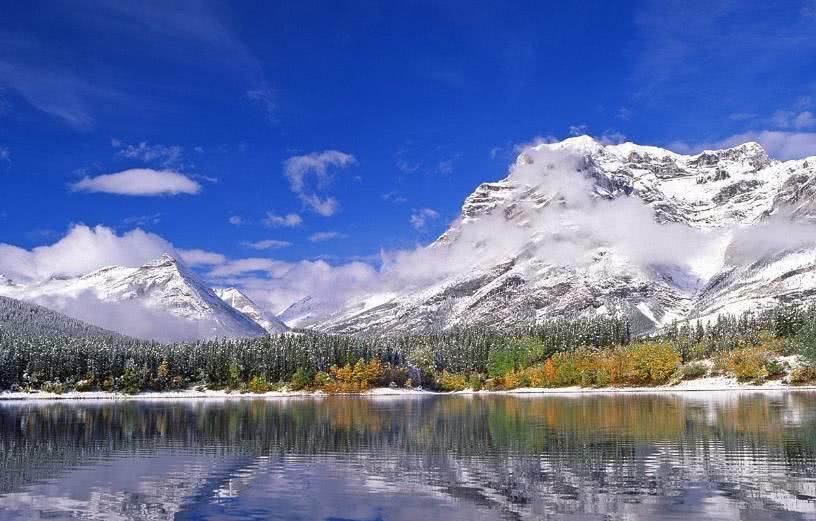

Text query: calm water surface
(1, 393), (816, 520)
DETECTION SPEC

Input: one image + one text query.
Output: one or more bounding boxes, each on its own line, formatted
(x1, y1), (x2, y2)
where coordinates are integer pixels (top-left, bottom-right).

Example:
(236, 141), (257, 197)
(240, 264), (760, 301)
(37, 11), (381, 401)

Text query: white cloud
(32, 291), (220, 342)
(0, 56), (113, 130)
(803, 0), (816, 18)
(71, 168), (201, 196)
(308, 231), (348, 243)
(616, 107), (632, 121)
(435, 158), (456, 175)
(669, 130), (816, 160)
(228, 215), (243, 225)
(113, 140), (183, 167)
(794, 111), (815, 129)
(206, 258), (379, 315)
(409, 208), (440, 230)
(177, 248), (226, 266)
(382, 191), (407, 203)
(772, 110), (815, 130)
(568, 124), (588, 136)
(728, 112), (757, 121)
(513, 135), (558, 153)
(262, 212), (302, 228)
(632, 1), (816, 104)
(242, 239), (291, 250)
(246, 85), (276, 119)
(121, 213), (161, 226)
(208, 258), (290, 278)
(598, 131), (627, 145)
(397, 159), (420, 174)
(0, 224), (172, 281)
(283, 150), (356, 216)
(0, 146), (8, 163)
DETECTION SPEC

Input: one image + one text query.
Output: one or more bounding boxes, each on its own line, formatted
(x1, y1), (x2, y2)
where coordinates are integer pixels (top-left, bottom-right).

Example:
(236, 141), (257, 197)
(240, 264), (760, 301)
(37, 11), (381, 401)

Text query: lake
(0, 393), (815, 520)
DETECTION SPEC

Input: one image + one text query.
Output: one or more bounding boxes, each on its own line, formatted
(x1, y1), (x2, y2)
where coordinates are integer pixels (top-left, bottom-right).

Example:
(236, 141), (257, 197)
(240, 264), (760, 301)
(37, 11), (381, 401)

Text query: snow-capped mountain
(276, 295), (353, 329)
(276, 296), (316, 329)
(312, 136), (816, 335)
(0, 254), (268, 340)
(213, 287), (289, 334)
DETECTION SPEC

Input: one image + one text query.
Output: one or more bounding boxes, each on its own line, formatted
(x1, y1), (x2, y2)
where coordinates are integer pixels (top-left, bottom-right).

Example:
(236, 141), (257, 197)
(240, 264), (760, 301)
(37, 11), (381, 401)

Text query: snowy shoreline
(2, 377), (816, 401)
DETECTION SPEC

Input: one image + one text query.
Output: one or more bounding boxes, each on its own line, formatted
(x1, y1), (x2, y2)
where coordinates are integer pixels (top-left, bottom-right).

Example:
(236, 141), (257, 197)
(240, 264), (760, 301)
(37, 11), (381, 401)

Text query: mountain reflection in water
(1, 393), (815, 520)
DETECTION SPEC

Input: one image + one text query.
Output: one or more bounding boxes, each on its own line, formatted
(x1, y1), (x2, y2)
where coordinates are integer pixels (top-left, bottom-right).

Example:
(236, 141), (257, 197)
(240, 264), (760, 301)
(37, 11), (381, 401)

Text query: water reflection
(1, 393), (815, 520)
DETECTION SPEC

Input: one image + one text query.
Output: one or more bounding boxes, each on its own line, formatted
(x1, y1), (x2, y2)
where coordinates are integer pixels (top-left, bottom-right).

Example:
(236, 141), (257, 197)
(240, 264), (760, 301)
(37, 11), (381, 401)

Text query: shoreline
(3, 376), (816, 401)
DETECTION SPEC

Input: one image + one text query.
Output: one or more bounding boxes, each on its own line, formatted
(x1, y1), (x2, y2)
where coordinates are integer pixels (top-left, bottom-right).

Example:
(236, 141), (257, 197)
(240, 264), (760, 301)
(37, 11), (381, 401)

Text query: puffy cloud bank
(0, 225), (173, 282)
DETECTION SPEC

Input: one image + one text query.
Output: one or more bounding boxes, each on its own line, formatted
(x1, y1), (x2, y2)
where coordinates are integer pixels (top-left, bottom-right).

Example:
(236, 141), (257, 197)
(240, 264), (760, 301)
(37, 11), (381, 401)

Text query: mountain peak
(695, 140), (768, 158)
(142, 252), (180, 268)
(540, 135), (604, 156)
(212, 287), (289, 333)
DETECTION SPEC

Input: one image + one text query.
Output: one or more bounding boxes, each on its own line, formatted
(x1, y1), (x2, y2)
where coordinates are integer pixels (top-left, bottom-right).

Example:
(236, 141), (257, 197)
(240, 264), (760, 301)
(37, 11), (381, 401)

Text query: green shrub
(765, 358), (786, 378)
(680, 362), (708, 380)
(407, 346), (436, 387)
(121, 359), (143, 394)
(313, 371), (331, 389)
(227, 361), (242, 390)
(487, 348), (521, 378)
(467, 373), (482, 391)
(289, 368), (314, 391)
(795, 320), (816, 364)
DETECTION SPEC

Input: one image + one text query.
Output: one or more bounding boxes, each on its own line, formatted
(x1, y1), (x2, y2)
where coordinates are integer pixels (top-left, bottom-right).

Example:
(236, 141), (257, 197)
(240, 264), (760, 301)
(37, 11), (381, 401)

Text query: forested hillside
(2, 305), (816, 394)
(0, 295), (119, 338)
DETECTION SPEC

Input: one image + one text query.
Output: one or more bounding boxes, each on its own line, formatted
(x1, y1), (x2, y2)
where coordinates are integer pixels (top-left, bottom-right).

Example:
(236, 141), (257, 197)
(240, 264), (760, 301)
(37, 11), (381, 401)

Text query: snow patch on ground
(3, 379), (815, 401)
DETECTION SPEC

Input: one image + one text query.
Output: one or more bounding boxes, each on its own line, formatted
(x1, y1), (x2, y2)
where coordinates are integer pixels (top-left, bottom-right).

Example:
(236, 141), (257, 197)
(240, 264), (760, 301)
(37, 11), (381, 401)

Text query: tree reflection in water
(0, 393), (815, 520)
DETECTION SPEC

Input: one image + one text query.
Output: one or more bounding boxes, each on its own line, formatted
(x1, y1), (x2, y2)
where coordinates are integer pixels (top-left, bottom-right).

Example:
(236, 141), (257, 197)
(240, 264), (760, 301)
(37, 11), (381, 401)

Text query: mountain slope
(213, 287), (289, 334)
(313, 136), (816, 335)
(0, 254), (267, 340)
(0, 295), (119, 338)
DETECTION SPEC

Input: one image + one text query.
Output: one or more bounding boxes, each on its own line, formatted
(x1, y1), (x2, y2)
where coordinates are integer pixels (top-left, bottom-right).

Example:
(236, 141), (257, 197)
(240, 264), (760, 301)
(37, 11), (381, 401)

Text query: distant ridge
(0, 253), (268, 340)
(0, 295), (120, 338)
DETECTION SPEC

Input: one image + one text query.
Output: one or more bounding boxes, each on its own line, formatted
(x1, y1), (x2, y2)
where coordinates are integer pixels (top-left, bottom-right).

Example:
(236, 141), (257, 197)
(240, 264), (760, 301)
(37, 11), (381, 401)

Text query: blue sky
(2, 0), (816, 310)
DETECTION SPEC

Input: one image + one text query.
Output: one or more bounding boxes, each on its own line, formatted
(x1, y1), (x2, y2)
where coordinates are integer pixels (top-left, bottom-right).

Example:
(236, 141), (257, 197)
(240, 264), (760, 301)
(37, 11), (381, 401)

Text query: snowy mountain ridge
(212, 287), (289, 334)
(0, 254), (269, 340)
